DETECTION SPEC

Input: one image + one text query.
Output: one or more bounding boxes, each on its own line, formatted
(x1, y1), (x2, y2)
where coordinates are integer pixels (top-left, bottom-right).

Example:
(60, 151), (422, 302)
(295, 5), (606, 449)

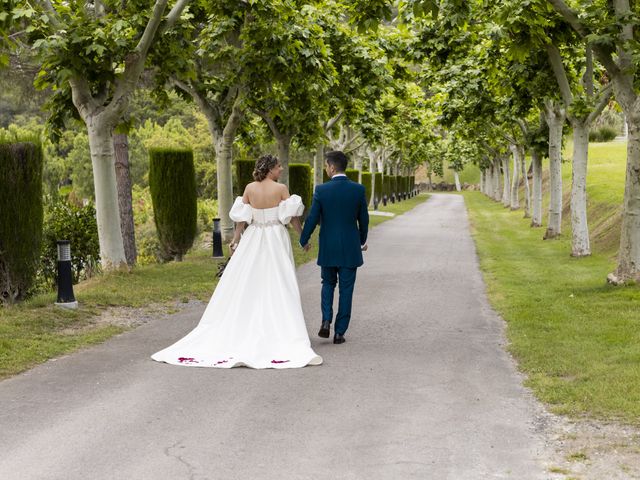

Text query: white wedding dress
(151, 195), (323, 369)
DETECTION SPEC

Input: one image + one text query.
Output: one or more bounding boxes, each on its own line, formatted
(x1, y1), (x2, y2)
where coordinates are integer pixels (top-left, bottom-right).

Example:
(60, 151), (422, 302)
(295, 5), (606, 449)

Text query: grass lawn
(464, 191), (640, 423)
(0, 193), (429, 380)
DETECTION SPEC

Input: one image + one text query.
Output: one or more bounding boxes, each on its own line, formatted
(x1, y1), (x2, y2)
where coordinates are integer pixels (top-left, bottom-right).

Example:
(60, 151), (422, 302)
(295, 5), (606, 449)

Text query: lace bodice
(229, 195), (304, 226)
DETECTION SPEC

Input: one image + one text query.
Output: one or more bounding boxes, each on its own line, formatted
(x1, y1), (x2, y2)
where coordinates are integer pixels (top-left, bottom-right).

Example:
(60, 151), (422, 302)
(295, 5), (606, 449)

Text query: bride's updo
(253, 154), (279, 181)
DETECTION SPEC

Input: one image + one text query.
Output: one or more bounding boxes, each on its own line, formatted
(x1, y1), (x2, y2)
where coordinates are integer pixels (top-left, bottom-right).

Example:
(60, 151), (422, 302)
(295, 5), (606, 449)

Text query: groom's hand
(361, 244), (368, 251)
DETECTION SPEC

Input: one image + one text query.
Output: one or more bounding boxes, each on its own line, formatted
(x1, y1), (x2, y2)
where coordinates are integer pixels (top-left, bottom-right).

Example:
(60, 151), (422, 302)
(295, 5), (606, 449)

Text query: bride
(151, 154), (322, 369)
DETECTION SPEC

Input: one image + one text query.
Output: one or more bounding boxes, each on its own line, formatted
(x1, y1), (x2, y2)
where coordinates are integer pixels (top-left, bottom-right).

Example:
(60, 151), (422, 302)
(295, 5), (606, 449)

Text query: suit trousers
(320, 266), (357, 335)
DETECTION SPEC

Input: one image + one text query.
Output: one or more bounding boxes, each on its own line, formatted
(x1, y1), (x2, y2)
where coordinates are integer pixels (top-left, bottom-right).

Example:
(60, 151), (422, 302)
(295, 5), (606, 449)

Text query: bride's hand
(229, 242), (239, 255)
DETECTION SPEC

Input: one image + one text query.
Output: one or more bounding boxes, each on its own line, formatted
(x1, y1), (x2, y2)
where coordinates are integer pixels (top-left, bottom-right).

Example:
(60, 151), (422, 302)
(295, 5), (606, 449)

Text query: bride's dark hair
(253, 154), (279, 181)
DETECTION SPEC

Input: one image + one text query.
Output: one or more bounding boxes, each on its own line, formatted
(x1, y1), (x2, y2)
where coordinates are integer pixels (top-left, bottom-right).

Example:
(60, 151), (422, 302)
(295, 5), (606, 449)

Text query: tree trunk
(492, 160), (501, 201)
(480, 170), (485, 194)
(510, 144), (520, 210)
(570, 121), (591, 256)
(454, 171), (461, 191)
(276, 134), (292, 187)
(113, 133), (137, 266)
(369, 153), (377, 208)
(87, 119), (127, 270)
(355, 156), (363, 183)
(314, 142), (324, 188)
(614, 110), (640, 281)
(501, 155), (510, 207)
(531, 150), (543, 227)
(544, 104), (565, 239)
(521, 146), (531, 218)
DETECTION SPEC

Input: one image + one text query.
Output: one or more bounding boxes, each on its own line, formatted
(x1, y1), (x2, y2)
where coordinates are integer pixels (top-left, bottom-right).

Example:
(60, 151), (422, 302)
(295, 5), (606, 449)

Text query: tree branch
(546, 42), (574, 107)
(587, 83), (614, 125)
(160, 0), (191, 34)
(325, 110), (343, 131)
(546, 0), (621, 79)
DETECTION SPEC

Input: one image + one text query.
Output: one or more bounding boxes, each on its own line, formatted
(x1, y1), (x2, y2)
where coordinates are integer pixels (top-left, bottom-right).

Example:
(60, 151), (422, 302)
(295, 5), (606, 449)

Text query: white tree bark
(509, 144), (520, 210)
(87, 118), (127, 269)
(531, 150), (543, 227)
(491, 160), (501, 201)
(570, 122), (591, 256)
(544, 101), (565, 239)
(501, 154), (510, 207)
(480, 170), (485, 194)
(520, 145), (531, 218)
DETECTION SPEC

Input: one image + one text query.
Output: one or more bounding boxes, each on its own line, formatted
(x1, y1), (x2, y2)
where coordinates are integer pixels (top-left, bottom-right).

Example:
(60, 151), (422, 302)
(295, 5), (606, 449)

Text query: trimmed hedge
(361, 172), (372, 205)
(345, 169), (359, 183)
(0, 137), (44, 303)
(391, 175), (398, 197)
(323, 169), (330, 183)
(410, 175), (416, 192)
(149, 148), (198, 262)
(374, 173), (383, 203)
(289, 163), (312, 215)
(383, 175), (391, 198)
(589, 126), (617, 142)
(236, 159), (255, 195)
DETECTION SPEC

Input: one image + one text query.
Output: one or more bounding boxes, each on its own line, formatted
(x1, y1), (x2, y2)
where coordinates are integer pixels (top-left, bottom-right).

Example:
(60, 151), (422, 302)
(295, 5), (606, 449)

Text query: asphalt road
(0, 194), (551, 479)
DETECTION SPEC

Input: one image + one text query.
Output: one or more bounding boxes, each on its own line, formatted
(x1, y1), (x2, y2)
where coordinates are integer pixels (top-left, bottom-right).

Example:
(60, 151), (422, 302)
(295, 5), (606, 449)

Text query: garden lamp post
(212, 218), (224, 258)
(55, 240), (78, 309)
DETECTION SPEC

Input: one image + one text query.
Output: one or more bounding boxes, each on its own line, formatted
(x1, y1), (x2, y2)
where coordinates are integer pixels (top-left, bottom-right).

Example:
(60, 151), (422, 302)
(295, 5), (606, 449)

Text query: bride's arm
(290, 216), (303, 235)
(230, 222), (246, 254)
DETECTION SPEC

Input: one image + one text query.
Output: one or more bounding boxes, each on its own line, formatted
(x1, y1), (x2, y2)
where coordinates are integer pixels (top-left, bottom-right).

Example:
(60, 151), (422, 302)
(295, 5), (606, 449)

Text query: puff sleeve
(278, 194), (304, 225)
(229, 197), (253, 224)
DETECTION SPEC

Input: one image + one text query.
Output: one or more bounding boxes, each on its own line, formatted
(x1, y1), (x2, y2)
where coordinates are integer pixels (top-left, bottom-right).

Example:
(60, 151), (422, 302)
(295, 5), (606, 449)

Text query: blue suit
(300, 175), (369, 335)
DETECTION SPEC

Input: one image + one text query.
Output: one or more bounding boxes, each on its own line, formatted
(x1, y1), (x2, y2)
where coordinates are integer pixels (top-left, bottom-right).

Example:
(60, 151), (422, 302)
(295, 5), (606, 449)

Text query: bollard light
(55, 240), (77, 309)
(212, 218), (224, 258)
(382, 195), (387, 207)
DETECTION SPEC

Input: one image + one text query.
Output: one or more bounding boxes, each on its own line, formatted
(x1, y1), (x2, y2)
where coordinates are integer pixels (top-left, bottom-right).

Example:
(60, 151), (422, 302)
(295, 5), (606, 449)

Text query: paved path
(0, 194), (551, 479)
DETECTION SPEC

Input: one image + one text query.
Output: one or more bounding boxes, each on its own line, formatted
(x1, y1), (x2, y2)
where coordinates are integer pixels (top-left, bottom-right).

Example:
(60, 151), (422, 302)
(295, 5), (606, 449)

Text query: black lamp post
(55, 240), (77, 309)
(212, 218), (224, 258)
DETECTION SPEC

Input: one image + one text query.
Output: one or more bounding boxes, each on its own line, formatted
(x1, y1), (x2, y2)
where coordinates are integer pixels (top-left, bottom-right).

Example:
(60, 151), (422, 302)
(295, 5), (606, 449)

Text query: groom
(300, 150), (369, 344)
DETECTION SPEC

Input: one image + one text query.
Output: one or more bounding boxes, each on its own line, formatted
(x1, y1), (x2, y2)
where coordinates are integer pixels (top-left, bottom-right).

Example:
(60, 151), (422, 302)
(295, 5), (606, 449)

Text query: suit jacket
(300, 176), (369, 268)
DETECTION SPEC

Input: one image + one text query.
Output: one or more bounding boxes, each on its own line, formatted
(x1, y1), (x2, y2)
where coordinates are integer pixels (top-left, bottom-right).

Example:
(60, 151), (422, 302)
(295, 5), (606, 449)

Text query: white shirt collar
(332, 173), (347, 178)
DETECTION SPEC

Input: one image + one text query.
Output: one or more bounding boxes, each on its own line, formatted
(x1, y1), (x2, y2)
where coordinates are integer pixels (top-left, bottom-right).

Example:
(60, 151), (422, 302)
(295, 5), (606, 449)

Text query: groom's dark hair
(325, 150), (348, 172)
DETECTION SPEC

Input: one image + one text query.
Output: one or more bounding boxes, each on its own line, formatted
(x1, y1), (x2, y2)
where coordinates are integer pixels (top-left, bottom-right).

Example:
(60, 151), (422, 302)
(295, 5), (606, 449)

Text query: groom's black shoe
(318, 321), (331, 338)
(333, 334), (345, 344)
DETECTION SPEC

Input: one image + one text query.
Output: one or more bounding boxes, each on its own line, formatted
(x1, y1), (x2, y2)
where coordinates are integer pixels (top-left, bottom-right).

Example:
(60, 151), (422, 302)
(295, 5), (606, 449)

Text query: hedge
(383, 175), (391, 198)
(149, 148), (198, 262)
(0, 137), (43, 303)
(236, 159), (255, 195)
(345, 169), (359, 183)
(289, 163), (312, 215)
(374, 173), (383, 203)
(361, 172), (372, 205)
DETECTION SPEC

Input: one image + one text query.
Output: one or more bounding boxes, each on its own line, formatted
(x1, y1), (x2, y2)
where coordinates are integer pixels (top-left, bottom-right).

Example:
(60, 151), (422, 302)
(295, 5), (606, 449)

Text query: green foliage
(374, 172), (383, 201)
(235, 159), (255, 195)
(589, 126), (617, 142)
(345, 168), (359, 182)
(391, 175), (398, 196)
(289, 163), (312, 215)
(383, 174), (391, 197)
(0, 136), (43, 303)
(148, 148), (198, 262)
(361, 172), (372, 204)
(39, 200), (100, 287)
(323, 168), (330, 183)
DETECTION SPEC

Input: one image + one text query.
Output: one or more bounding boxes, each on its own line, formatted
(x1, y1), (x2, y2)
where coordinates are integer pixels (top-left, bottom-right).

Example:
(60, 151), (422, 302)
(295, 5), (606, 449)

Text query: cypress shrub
(383, 175), (391, 198)
(361, 172), (372, 205)
(410, 175), (416, 191)
(391, 175), (398, 197)
(345, 169), (359, 183)
(149, 148), (197, 262)
(374, 173), (383, 202)
(401, 176), (408, 194)
(236, 159), (255, 195)
(0, 137), (44, 303)
(289, 163), (312, 215)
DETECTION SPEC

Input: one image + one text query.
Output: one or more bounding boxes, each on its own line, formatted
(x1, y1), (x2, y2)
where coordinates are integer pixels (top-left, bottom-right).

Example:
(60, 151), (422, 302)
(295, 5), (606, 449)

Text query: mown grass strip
(465, 191), (640, 423)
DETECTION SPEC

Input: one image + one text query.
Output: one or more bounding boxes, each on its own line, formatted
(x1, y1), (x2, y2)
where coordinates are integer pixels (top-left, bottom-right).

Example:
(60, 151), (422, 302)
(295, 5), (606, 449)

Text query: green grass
(465, 191), (640, 423)
(1, 194), (429, 380)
